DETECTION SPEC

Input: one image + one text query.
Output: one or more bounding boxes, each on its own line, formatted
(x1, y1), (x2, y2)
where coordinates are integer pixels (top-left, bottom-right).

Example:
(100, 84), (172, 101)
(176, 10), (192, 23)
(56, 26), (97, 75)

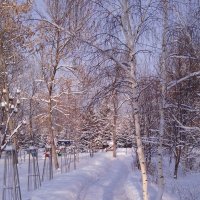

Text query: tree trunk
(29, 98), (33, 139)
(130, 61), (149, 200)
(120, 0), (149, 199)
(48, 99), (59, 169)
(157, 103), (165, 199)
(112, 114), (117, 158)
(112, 89), (117, 158)
(156, 1), (168, 199)
(133, 102), (149, 200)
(173, 147), (181, 179)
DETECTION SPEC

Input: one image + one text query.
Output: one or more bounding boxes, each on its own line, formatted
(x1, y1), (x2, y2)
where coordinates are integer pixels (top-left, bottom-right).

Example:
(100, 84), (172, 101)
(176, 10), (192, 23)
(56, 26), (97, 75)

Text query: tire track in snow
(80, 158), (131, 200)
(76, 155), (113, 200)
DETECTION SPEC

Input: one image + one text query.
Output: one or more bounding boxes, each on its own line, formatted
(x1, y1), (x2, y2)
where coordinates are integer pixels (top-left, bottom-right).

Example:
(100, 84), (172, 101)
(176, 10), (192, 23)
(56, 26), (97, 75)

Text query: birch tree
(78, 0), (159, 199)
(120, 2), (149, 198)
(156, 0), (168, 199)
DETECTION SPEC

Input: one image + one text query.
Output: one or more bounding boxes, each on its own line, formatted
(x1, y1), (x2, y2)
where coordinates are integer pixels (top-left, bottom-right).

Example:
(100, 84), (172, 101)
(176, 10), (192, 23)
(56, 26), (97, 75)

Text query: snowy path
(0, 149), (178, 200)
(30, 152), (134, 200)
(78, 158), (130, 200)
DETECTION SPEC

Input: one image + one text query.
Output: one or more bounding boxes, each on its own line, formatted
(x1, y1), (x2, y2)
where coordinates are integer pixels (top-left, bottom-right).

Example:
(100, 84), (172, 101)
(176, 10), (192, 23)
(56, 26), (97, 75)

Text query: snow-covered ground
(0, 148), (200, 200)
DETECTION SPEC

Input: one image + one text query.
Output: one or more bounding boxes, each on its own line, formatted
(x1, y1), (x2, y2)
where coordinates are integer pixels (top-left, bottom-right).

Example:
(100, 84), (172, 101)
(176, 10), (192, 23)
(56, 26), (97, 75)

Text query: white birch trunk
(133, 103), (149, 200)
(157, 101), (165, 200)
(120, 0), (149, 199)
(156, 1), (168, 199)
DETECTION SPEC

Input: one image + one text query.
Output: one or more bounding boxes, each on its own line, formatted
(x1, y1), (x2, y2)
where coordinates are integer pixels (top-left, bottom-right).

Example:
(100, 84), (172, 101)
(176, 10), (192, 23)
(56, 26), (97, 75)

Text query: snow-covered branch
(172, 115), (200, 132)
(1, 120), (26, 151)
(169, 54), (198, 60)
(167, 71), (200, 90)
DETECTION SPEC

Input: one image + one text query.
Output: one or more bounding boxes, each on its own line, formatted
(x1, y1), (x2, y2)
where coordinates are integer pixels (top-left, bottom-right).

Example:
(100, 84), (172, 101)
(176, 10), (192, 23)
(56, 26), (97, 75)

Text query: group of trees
(0, 0), (199, 200)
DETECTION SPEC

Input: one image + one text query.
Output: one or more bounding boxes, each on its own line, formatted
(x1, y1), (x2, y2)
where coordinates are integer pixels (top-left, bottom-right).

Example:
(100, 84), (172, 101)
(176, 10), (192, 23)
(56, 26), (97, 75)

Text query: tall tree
(0, 0), (32, 151)
(77, 0), (159, 199)
(165, 0), (200, 178)
(34, 0), (89, 169)
(156, 0), (169, 198)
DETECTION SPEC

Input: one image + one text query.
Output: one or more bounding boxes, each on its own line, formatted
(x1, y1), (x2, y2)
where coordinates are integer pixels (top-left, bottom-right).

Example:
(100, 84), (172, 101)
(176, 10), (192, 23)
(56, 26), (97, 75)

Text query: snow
(30, 151), (133, 200)
(0, 148), (199, 200)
